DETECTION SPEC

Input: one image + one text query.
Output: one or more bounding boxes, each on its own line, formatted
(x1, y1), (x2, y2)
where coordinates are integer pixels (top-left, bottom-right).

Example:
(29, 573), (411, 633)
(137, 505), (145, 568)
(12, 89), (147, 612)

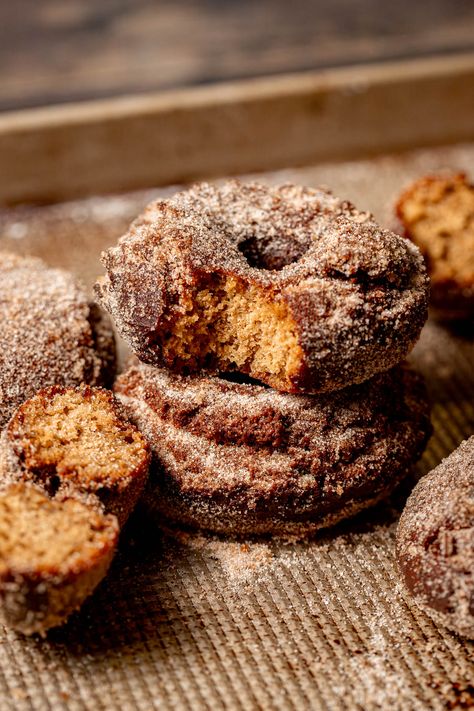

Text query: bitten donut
(0, 252), (116, 428)
(0, 385), (150, 634)
(397, 436), (474, 638)
(97, 181), (429, 394)
(396, 173), (474, 319)
(114, 361), (431, 538)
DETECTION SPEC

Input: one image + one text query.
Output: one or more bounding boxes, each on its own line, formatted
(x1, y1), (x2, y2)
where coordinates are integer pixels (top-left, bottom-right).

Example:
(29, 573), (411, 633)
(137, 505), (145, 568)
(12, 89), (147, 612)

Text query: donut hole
(238, 234), (310, 271)
(398, 175), (474, 286)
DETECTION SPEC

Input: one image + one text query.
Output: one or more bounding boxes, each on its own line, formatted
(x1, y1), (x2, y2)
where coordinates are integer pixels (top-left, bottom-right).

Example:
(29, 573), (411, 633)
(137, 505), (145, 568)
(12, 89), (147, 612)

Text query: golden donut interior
(9, 389), (146, 486)
(161, 275), (303, 388)
(398, 176), (474, 286)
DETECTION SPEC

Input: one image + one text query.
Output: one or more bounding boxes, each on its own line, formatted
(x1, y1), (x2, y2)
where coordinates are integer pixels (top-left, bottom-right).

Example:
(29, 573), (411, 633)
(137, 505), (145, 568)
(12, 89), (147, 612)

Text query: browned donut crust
(396, 173), (474, 319)
(97, 181), (429, 394)
(0, 252), (116, 428)
(114, 361), (431, 539)
(397, 437), (474, 638)
(0, 386), (150, 634)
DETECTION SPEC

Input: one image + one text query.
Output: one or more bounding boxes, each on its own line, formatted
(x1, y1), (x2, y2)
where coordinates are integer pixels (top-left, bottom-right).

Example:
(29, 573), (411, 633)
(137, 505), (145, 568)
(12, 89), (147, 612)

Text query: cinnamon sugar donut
(0, 252), (116, 427)
(0, 385), (150, 634)
(97, 181), (429, 394)
(397, 437), (474, 638)
(114, 361), (431, 538)
(396, 173), (474, 319)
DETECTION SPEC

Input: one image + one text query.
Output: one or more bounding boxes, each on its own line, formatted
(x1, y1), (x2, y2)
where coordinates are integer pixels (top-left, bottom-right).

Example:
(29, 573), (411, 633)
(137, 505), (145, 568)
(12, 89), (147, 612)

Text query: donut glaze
(114, 361), (432, 538)
(97, 181), (429, 394)
(397, 437), (474, 637)
(0, 252), (115, 427)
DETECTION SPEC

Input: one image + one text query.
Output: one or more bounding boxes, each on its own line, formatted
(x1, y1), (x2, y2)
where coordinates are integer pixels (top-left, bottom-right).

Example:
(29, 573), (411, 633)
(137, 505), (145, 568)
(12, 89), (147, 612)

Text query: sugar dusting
(115, 360), (431, 538)
(166, 527), (275, 585)
(0, 252), (114, 427)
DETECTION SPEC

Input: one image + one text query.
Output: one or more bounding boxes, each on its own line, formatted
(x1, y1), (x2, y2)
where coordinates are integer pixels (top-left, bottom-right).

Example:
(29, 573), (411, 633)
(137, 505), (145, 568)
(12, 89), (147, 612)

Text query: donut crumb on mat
(165, 528), (275, 585)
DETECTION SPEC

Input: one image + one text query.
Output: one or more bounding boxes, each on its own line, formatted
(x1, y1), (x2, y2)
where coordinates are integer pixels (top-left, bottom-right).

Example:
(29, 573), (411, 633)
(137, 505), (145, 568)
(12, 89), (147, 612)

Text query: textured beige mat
(0, 144), (473, 711)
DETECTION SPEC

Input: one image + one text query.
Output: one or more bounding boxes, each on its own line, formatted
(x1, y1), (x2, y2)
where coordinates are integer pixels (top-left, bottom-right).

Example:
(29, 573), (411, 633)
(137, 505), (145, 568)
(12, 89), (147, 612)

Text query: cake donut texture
(0, 386), (150, 634)
(114, 361), (431, 538)
(0, 252), (116, 428)
(0, 484), (119, 636)
(397, 437), (474, 638)
(97, 182), (429, 394)
(396, 173), (474, 318)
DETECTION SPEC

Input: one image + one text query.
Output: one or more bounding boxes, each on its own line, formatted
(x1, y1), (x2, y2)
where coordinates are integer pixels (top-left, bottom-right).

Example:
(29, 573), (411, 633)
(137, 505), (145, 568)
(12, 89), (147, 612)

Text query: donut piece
(396, 173), (474, 319)
(0, 252), (116, 428)
(1, 385), (150, 526)
(0, 484), (118, 636)
(114, 361), (431, 538)
(397, 437), (474, 638)
(97, 182), (429, 394)
(0, 386), (150, 634)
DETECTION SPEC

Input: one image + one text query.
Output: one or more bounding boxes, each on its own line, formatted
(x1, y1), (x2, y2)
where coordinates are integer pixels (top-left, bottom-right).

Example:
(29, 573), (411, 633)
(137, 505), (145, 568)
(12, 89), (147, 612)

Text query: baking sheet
(0, 143), (473, 711)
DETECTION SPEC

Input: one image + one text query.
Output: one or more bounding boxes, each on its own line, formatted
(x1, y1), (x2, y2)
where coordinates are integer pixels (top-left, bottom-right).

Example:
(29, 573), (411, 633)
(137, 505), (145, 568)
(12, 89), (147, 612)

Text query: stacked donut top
(97, 180), (430, 394)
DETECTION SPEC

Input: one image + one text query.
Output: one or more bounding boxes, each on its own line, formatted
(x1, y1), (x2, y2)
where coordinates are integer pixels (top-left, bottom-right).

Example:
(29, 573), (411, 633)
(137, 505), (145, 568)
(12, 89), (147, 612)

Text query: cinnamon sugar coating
(397, 437), (474, 638)
(114, 361), (431, 538)
(0, 252), (116, 428)
(97, 181), (429, 394)
(0, 386), (150, 634)
(396, 173), (474, 319)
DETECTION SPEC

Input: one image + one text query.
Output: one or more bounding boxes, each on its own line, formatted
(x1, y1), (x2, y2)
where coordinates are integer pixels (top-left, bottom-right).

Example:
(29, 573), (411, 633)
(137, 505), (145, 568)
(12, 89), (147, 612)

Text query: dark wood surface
(1, 0), (474, 112)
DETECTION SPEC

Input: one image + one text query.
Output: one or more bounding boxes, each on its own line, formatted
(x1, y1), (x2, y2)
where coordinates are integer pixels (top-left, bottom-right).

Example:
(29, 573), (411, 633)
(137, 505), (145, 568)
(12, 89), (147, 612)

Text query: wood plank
(1, 0), (474, 111)
(1, 53), (474, 205)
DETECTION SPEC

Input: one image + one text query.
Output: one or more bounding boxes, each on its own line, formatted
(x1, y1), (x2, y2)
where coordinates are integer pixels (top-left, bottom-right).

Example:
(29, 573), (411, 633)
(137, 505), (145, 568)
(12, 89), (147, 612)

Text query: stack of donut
(97, 180), (433, 539)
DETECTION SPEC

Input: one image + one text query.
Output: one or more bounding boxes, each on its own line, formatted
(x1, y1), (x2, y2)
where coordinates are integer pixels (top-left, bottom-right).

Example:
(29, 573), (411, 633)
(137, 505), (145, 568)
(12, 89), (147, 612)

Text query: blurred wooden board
(1, 0), (474, 111)
(0, 53), (474, 205)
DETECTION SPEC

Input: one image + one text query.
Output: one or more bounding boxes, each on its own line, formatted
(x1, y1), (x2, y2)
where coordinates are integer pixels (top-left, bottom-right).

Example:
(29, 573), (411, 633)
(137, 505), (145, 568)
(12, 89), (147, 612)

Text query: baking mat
(0, 144), (473, 711)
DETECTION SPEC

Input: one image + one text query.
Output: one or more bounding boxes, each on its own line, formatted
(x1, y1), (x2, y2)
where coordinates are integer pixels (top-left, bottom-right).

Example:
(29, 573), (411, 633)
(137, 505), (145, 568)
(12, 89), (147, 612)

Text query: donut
(0, 252), (116, 428)
(397, 436), (474, 638)
(97, 181), (429, 394)
(114, 361), (431, 538)
(0, 385), (150, 634)
(396, 173), (474, 319)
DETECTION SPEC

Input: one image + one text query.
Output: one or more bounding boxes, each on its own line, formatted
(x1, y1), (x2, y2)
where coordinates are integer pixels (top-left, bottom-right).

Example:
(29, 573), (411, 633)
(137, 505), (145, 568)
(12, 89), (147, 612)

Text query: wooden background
(1, 0), (474, 112)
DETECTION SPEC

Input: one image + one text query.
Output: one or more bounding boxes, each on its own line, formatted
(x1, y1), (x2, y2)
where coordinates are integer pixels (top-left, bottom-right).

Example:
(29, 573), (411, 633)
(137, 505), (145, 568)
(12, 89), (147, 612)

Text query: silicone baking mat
(0, 144), (473, 711)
